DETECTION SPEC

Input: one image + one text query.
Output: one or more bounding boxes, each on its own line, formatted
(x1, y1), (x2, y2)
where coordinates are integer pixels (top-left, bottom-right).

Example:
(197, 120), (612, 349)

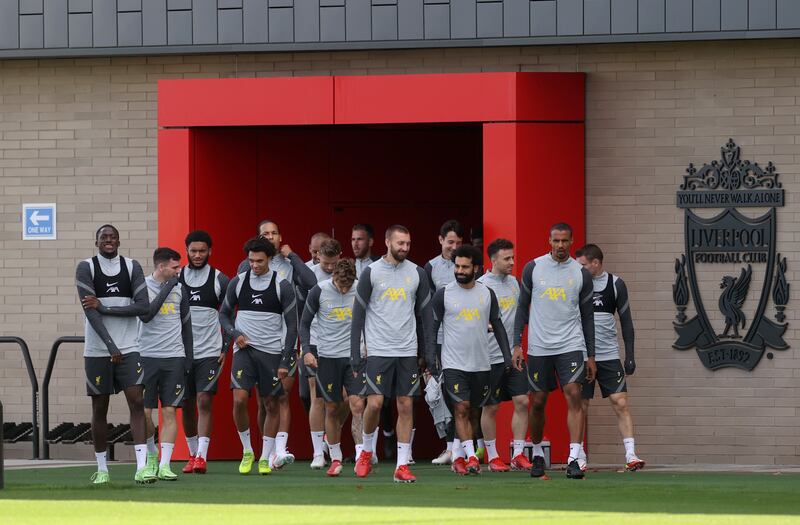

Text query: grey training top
(355, 255), (377, 278)
(591, 272), (635, 362)
(308, 263), (333, 345)
(300, 279), (358, 359)
(76, 254), (152, 358)
(138, 276), (193, 361)
(219, 269), (297, 364)
(425, 254), (456, 344)
(429, 281), (511, 373)
(350, 257), (434, 364)
(476, 271), (520, 365)
(181, 265), (230, 360)
(513, 254), (595, 358)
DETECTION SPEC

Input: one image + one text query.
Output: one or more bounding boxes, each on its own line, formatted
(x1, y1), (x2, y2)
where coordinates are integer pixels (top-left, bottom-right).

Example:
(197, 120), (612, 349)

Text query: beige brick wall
(1, 39), (798, 465)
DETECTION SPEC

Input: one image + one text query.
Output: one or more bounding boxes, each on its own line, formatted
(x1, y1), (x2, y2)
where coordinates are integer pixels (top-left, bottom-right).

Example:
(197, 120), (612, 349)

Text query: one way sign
(23, 203), (57, 240)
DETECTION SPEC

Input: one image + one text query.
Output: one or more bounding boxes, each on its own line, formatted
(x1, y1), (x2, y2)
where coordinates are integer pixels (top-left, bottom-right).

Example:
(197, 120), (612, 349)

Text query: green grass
(1, 461), (799, 524)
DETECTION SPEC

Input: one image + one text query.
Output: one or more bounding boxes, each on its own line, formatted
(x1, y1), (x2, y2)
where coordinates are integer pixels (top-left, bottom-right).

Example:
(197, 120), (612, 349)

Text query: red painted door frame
(158, 72), (586, 463)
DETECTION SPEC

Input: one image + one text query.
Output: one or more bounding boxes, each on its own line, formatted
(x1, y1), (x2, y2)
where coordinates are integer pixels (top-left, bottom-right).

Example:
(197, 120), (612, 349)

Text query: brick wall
(1, 38), (797, 465)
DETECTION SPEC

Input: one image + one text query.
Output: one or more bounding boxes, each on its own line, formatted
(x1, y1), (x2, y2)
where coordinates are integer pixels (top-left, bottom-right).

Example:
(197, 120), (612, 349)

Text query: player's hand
(110, 353), (122, 364)
(280, 245), (293, 258)
(82, 296), (101, 310)
(235, 335), (249, 349)
(512, 346), (524, 371)
(184, 359), (192, 376)
(586, 357), (597, 382)
(217, 353), (226, 365)
(487, 323), (494, 333)
(277, 367), (288, 380)
(417, 357), (427, 370)
(624, 358), (636, 376)
(303, 352), (318, 369)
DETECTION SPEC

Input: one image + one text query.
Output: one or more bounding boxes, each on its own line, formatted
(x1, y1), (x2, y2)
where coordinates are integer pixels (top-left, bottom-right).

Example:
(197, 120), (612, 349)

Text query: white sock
(477, 438), (485, 450)
(446, 441), (453, 452)
(396, 442), (410, 468)
(410, 428), (416, 446)
(95, 451), (108, 472)
(569, 442), (581, 462)
(134, 444), (147, 470)
(261, 436), (276, 461)
(311, 431), (325, 457)
(185, 435), (199, 457)
(197, 437), (210, 460)
(238, 429), (253, 453)
(355, 444), (363, 459)
(329, 442), (343, 462)
(453, 438), (465, 459)
(579, 443), (587, 462)
(623, 438), (636, 460)
(512, 439), (525, 458)
(276, 432), (289, 455)
(371, 427), (380, 455)
(532, 441), (544, 458)
(146, 435), (158, 455)
(485, 439), (498, 460)
(463, 439), (476, 459)
(159, 442), (174, 468)
(362, 430), (376, 453)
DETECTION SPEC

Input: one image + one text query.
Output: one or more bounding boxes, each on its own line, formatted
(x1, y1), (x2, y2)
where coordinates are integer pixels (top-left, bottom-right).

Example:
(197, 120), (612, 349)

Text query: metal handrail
(0, 337), (38, 460)
(41, 336), (84, 460)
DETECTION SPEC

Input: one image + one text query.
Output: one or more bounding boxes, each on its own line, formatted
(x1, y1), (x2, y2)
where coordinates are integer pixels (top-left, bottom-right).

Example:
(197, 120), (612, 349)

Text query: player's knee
(232, 392), (249, 410)
(264, 397), (280, 414)
(513, 394), (529, 411)
(610, 394), (628, 412)
(366, 395), (384, 411)
(396, 397), (413, 415)
(530, 394), (547, 413)
(454, 401), (471, 417)
(197, 394), (213, 412)
(349, 399), (364, 417)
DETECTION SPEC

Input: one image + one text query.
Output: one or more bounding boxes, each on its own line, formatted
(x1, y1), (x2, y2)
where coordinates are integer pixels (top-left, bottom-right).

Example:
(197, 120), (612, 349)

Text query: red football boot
(192, 456), (207, 474)
(451, 457), (468, 475)
(393, 464), (416, 483)
(510, 454), (532, 471)
(182, 456), (196, 474)
(355, 451), (373, 478)
(327, 460), (343, 477)
(466, 456), (481, 475)
(488, 457), (510, 472)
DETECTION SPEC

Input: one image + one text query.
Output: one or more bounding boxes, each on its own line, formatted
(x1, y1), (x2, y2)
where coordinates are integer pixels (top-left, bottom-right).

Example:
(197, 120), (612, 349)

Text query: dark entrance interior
(192, 124), (483, 459)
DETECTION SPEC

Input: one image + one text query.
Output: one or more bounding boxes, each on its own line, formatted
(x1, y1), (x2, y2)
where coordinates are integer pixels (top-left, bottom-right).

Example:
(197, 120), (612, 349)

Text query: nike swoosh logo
(136, 368), (143, 374)
(207, 375), (215, 381)
(570, 367), (578, 373)
(106, 282), (118, 287)
(252, 294), (263, 298)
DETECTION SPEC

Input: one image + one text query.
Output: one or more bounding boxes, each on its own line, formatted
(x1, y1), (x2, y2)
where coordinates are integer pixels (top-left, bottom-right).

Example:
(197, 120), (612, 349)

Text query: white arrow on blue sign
(22, 203), (57, 240)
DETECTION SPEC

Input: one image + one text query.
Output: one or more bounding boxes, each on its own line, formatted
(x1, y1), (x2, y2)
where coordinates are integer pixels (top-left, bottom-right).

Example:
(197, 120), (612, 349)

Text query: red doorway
(158, 72), (585, 463)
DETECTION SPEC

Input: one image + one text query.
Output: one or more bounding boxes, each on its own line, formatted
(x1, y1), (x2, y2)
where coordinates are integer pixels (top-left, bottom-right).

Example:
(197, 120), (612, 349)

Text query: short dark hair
(243, 236), (277, 257)
(257, 219), (279, 235)
(487, 238), (514, 260)
(452, 245), (481, 266)
(333, 258), (357, 287)
(185, 230), (212, 248)
(95, 224), (119, 240)
(352, 223), (374, 239)
(153, 247), (181, 266)
(439, 219), (464, 239)
(576, 244), (603, 263)
(385, 224), (410, 240)
(550, 222), (573, 238)
(319, 238), (342, 258)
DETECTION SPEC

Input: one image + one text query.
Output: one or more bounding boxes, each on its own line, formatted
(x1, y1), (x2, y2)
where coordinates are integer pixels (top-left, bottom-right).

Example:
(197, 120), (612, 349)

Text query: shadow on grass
(1, 463), (799, 516)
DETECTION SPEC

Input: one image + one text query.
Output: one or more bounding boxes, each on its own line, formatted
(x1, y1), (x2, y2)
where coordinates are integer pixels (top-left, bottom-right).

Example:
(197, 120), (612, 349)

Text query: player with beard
(351, 225), (434, 483)
(425, 220), (464, 466)
(427, 245), (512, 475)
(352, 224), (379, 278)
(78, 225), (176, 485)
(513, 223), (596, 480)
(237, 220), (315, 468)
(179, 230), (230, 474)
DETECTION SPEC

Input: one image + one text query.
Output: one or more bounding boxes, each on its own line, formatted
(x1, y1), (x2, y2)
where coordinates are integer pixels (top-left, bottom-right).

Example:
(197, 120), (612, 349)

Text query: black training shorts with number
(315, 356), (366, 402)
(230, 347), (284, 397)
(443, 368), (491, 407)
(364, 356), (421, 398)
(582, 359), (627, 399)
(142, 357), (187, 409)
(186, 356), (222, 397)
(485, 362), (529, 405)
(284, 349), (298, 378)
(84, 352), (144, 396)
(527, 350), (585, 393)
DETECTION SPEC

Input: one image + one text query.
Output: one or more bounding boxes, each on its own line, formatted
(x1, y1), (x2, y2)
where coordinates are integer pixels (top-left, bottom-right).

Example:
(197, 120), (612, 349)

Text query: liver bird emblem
(718, 264), (752, 338)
